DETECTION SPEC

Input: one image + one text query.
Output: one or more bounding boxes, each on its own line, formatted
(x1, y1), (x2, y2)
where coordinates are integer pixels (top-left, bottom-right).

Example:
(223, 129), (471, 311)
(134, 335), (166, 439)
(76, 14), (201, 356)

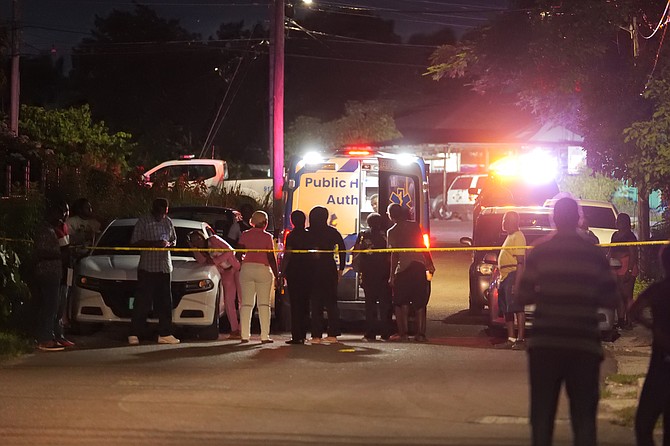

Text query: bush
(0, 242), (32, 332)
(0, 331), (33, 358)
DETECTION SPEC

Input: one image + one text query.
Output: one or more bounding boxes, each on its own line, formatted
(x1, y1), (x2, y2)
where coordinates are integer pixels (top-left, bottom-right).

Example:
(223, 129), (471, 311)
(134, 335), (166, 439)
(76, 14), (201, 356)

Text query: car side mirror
(460, 236), (473, 246)
(483, 252), (498, 264)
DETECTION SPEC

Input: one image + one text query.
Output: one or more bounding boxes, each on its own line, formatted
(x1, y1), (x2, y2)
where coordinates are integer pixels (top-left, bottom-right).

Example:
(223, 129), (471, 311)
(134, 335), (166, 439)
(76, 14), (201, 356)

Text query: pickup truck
(143, 157), (272, 202)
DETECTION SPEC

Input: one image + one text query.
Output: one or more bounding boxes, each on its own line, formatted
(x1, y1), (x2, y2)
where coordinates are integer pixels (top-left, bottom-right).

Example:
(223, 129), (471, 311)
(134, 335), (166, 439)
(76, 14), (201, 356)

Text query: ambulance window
(387, 174), (418, 222)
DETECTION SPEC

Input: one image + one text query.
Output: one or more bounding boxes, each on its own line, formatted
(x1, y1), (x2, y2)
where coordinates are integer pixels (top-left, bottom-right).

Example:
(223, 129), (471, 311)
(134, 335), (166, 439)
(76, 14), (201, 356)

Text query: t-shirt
(498, 230), (526, 281)
(610, 230), (638, 276)
(239, 227), (274, 266)
(66, 215), (101, 246)
(284, 228), (313, 279)
(517, 231), (618, 358)
(387, 220), (425, 274)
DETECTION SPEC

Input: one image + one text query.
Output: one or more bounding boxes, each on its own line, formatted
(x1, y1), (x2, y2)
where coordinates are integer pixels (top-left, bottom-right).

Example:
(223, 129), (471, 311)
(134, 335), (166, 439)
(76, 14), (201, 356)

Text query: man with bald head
(517, 197), (618, 446)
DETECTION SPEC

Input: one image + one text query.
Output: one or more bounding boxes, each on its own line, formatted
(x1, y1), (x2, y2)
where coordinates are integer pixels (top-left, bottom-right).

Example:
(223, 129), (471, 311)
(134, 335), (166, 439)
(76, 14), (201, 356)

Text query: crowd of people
(32, 193), (670, 445)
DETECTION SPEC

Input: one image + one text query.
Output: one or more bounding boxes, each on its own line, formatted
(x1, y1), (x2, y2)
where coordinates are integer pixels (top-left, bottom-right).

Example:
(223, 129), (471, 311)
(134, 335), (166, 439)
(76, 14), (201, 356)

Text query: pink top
(193, 235), (240, 272)
(239, 227), (274, 266)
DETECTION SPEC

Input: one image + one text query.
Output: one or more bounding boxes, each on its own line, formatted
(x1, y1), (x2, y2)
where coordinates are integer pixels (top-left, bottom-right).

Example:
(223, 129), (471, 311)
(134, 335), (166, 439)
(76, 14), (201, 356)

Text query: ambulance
(277, 147), (431, 324)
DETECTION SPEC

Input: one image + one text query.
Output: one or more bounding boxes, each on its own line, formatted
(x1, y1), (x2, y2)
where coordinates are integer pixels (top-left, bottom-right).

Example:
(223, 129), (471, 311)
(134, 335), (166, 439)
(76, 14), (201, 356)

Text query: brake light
(346, 149), (372, 156)
(423, 233), (430, 249)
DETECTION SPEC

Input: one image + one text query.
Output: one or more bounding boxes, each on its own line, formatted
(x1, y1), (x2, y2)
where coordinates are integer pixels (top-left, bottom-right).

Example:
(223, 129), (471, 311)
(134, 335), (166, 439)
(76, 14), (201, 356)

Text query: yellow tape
(83, 240), (670, 254)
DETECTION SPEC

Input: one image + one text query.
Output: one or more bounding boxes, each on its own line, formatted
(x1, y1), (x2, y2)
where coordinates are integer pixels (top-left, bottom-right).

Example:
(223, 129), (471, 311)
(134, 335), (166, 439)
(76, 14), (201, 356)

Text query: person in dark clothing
(608, 213), (639, 330)
(517, 197), (618, 446)
(387, 204), (435, 342)
(629, 245), (670, 446)
(307, 206), (346, 345)
(354, 212), (393, 341)
(34, 202), (70, 352)
(282, 210), (313, 345)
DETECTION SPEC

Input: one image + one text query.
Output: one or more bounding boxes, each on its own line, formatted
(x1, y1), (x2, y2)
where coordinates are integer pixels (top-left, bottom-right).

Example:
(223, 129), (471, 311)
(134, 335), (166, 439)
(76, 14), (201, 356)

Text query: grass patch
(607, 373), (645, 386)
(0, 331), (33, 359)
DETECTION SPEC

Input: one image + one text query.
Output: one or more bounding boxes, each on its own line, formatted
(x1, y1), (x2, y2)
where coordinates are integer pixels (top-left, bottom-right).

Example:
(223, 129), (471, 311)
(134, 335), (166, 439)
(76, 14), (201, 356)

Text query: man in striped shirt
(517, 197), (618, 446)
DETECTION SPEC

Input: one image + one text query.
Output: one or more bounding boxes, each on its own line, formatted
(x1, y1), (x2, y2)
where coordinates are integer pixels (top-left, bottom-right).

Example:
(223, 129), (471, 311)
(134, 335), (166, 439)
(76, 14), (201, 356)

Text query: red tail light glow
(423, 233), (430, 249)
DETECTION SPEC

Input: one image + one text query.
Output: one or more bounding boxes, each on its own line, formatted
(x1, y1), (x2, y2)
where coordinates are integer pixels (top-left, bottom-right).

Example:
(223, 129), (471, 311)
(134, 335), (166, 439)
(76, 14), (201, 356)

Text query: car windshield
(93, 225), (197, 258)
(474, 213), (552, 246)
(582, 206), (616, 229)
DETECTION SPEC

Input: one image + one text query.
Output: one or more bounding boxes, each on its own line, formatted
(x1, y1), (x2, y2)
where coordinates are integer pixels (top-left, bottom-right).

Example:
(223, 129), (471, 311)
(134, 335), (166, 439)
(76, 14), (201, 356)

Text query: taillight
(423, 233), (430, 249)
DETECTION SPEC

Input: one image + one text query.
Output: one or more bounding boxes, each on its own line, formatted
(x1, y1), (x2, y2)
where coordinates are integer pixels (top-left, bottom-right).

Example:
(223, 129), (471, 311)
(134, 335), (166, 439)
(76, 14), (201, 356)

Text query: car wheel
(197, 289), (221, 340)
(439, 206), (453, 220)
(468, 293), (484, 315)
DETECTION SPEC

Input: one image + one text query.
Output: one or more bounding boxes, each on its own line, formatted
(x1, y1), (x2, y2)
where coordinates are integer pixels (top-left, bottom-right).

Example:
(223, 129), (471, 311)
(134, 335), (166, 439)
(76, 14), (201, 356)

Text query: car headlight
(77, 275), (102, 291)
(184, 279), (214, 293)
(476, 263), (494, 275)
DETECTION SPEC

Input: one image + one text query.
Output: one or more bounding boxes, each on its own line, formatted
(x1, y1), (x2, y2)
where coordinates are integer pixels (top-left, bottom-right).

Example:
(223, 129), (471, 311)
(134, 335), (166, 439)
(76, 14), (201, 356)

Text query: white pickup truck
(142, 157), (272, 202)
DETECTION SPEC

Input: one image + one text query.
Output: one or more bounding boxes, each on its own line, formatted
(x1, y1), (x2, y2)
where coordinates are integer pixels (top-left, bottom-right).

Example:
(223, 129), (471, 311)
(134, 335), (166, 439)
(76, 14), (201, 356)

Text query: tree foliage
(426, 0), (670, 238)
(285, 100), (402, 158)
(19, 104), (134, 171)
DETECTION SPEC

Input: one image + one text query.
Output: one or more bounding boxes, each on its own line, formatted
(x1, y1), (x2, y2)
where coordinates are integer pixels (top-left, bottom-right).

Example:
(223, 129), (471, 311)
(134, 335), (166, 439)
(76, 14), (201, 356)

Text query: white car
(445, 173), (487, 220)
(72, 218), (223, 340)
(544, 198), (618, 244)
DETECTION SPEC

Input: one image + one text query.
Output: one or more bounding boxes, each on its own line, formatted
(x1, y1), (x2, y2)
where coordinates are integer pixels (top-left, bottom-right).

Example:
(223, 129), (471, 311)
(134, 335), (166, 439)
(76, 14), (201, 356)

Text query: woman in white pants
(238, 211), (278, 343)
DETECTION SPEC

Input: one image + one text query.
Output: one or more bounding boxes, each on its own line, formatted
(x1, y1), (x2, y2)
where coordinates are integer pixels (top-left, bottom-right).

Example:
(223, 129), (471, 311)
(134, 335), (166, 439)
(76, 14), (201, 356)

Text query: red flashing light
(346, 150), (372, 156)
(179, 154), (196, 160)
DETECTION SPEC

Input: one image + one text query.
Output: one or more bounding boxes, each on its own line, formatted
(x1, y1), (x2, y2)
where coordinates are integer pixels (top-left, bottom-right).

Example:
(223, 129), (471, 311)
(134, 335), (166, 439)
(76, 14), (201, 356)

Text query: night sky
(2, 0), (508, 58)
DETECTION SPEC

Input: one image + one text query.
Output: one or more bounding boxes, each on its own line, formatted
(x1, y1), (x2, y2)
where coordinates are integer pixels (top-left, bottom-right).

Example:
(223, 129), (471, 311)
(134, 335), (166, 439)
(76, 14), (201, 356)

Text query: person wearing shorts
(495, 211), (527, 350)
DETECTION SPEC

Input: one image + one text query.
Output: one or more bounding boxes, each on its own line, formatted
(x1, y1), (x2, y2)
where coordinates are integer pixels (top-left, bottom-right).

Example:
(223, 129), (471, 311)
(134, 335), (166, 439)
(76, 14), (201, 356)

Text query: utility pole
(9, 0), (21, 136)
(269, 0), (285, 232)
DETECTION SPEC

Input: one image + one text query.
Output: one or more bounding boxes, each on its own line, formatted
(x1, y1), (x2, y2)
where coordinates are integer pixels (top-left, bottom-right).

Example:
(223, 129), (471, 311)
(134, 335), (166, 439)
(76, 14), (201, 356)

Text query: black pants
(287, 275), (310, 341)
(362, 279), (392, 338)
(310, 268), (340, 338)
(636, 352), (670, 446)
(131, 270), (173, 337)
(528, 348), (601, 446)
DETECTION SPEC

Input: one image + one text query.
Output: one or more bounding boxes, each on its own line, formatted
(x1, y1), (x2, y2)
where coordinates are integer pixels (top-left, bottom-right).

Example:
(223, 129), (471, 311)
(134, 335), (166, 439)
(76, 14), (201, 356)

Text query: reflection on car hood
(77, 255), (220, 282)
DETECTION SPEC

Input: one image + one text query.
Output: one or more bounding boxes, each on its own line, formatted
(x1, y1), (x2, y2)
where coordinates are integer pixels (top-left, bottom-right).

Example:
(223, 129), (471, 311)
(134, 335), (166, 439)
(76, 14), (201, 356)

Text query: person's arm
(266, 234), (279, 278)
(336, 232), (346, 281)
(629, 286), (653, 329)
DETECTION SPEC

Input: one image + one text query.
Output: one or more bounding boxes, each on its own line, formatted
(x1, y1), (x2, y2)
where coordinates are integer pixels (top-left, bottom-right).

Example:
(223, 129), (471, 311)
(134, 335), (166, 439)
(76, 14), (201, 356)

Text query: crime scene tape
(82, 239), (670, 254)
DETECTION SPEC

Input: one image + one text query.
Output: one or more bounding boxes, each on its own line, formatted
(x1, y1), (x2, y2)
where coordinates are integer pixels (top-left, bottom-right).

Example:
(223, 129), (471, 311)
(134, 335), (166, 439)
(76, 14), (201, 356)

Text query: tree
(285, 100), (401, 158)
(19, 104), (134, 171)
(426, 0), (670, 240)
(70, 4), (254, 165)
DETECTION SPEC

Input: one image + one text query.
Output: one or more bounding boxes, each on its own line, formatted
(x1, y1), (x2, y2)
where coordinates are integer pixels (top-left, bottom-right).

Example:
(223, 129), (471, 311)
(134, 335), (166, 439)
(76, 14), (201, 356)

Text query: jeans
(287, 275), (311, 341)
(239, 263), (273, 341)
(635, 352), (670, 445)
(130, 270), (173, 337)
(36, 275), (61, 343)
(528, 348), (601, 446)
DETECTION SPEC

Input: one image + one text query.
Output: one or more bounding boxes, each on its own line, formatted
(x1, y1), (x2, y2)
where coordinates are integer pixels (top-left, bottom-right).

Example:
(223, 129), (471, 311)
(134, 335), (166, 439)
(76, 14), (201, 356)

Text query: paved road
(0, 219), (636, 445)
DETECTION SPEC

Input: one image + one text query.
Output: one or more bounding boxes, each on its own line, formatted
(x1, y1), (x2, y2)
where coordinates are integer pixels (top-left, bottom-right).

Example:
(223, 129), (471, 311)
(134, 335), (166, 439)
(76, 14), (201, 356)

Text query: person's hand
(428, 264), (436, 274)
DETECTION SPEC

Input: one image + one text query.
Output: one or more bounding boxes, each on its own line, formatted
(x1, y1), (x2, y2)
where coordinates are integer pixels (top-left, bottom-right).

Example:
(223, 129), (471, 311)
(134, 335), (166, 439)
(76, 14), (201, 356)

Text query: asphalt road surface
(0, 219), (636, 445)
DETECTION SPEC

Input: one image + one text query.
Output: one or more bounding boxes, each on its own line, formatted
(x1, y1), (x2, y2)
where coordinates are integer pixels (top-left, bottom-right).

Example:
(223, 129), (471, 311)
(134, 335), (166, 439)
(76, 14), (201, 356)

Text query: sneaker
(157, 335), (180, 345)
(494, 339), (515, 349)
(361, 336), (376, 342)
(37, 341), (65, 352)
(240, 339), (250, 344)
(323, 336), (339, 344)
(309, 337), (322, 344)
(56, 337), (75, 347)
(128, 336), (140, 346)
(285, 339), (305, 345)
(261, 338), (274, 344)
(228, 330), (241, 340)
(512, 339), (526, 350)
